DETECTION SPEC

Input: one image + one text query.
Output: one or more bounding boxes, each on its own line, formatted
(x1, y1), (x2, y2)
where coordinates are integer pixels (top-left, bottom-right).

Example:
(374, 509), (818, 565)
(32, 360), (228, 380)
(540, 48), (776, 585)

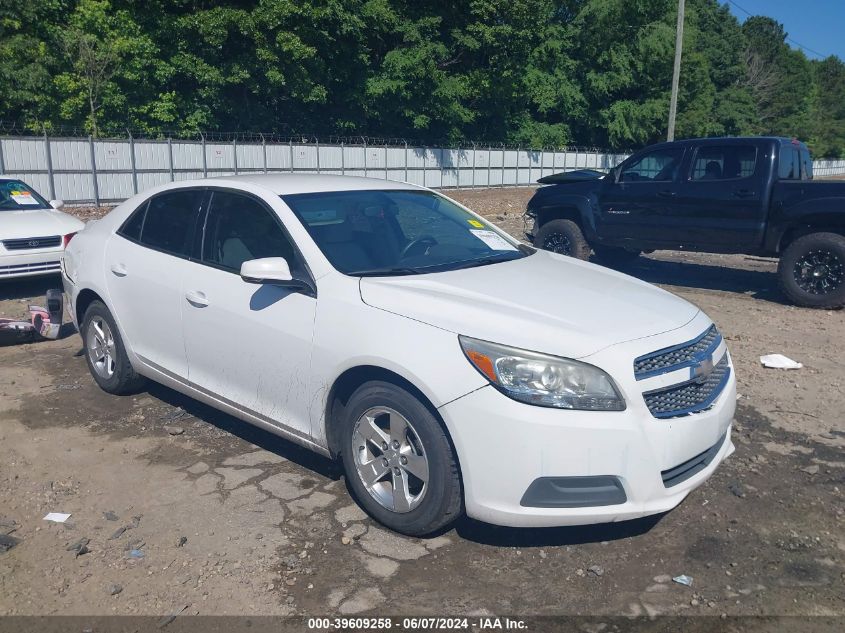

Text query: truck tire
(592, 244), (641, 265)
(534, 219), (591, 260)
(778, 232), (845, 308)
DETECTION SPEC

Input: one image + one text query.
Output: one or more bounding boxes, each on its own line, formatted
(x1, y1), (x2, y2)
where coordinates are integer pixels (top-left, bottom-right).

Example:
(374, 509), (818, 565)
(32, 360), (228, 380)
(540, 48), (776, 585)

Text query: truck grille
(634, 325), (721, 380)
(643, 354), (730, 418)
(2, 235), (62, 251)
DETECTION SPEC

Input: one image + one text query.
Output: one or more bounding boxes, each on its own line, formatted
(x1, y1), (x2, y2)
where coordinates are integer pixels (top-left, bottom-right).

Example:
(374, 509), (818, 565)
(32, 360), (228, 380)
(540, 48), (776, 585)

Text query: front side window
(201, 191), (298, 273)
(0, 180), (51, 211)
(283, 189), (528, 276)
(619, 148), (685, 183)
(137, 190), (203, 257)
(691, 145), (757, 181)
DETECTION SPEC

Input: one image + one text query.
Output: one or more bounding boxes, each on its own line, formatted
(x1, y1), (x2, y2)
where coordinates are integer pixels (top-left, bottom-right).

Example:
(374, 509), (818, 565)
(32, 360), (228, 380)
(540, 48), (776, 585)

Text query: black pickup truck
(523, 136), (845, 308)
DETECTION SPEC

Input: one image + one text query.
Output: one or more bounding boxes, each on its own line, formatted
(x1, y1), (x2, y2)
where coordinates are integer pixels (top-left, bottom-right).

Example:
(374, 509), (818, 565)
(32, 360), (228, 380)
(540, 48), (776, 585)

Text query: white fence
(0, 134), (628, 205)
(1, 134), (843, 205)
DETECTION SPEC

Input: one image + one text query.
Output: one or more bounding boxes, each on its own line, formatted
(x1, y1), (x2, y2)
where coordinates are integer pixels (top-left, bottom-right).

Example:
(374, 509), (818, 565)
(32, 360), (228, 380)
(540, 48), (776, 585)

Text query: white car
(62, 175), (736, 535)
(0, 179), (84, 280)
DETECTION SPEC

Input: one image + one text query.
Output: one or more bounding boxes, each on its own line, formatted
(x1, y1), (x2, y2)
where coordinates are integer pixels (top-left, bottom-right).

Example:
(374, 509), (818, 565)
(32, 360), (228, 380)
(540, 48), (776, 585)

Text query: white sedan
(0, 179), (84, 280)
(62, 175), (735, 535)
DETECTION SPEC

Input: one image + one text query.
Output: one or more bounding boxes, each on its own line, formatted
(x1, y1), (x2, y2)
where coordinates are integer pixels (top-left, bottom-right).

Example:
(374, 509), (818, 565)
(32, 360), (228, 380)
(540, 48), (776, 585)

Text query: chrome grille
(643, 354), (730, 418)
(2, 235), (61, 251)
(634, 325), (721, 380)
(0, 261), (61, 276)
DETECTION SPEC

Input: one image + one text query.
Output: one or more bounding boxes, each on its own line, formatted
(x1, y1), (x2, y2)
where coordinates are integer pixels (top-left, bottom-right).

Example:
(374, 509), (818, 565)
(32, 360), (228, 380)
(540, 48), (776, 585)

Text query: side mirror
(50, 199), (65, 209)
(240, 257), (294, 284)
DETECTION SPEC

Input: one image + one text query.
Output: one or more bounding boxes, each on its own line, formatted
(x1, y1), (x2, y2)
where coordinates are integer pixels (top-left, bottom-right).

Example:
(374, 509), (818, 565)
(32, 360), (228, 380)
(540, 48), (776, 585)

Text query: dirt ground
(0, 187), (843, 622)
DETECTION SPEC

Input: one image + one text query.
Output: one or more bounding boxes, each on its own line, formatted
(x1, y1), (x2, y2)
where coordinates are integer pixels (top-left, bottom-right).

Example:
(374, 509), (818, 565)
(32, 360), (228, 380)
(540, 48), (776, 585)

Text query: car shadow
(0, 274), (63, 301)
(451, 512), (666, 547)
(145, 381), (342, 481)
(594, 255), (789, 304)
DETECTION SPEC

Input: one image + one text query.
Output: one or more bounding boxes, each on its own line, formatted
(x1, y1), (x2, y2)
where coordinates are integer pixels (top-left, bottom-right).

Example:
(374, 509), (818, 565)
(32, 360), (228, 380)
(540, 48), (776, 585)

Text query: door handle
(733, 189), (756, 198)
(185, 290), (209, 308)
(657, 190), (677, 198)
(110, 263), (128, 277)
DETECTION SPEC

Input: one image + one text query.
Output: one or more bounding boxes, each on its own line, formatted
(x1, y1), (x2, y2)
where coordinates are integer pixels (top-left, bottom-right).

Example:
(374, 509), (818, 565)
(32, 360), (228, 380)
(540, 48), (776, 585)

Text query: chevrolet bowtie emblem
(692, 356), (714, 383)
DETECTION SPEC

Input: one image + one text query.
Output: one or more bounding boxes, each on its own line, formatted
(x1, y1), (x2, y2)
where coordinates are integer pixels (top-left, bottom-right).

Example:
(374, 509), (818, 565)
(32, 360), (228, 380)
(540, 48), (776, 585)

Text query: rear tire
(534, 219), (591, 260)
(81, 301), (147, 394)
(592, 244), (641, 265)
(778, 232), (845, 308)
(339, 381), (462, 536)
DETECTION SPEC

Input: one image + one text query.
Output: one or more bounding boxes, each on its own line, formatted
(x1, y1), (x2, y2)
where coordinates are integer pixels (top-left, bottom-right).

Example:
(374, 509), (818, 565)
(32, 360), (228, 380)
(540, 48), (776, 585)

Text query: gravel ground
(0, 186), (842, 621)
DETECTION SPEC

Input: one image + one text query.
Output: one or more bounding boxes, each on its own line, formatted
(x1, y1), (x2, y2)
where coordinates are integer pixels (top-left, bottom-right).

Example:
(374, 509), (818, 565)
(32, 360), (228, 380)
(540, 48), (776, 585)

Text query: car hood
(0, 209), (84, 239)
(359, 250), (700, 359)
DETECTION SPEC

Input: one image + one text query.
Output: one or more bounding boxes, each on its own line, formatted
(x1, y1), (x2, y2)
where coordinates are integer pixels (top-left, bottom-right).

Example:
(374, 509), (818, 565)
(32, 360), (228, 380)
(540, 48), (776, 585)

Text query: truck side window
(778, 147), (800, 180)
(691, 145), (756, 181)
(800, 149), (813, 180)
(619, 148), (684, 183)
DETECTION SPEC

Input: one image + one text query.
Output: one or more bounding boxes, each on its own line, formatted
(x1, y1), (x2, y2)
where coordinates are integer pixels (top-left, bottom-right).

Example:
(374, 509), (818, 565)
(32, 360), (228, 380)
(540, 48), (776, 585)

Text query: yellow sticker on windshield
(468, 219), (484, 228)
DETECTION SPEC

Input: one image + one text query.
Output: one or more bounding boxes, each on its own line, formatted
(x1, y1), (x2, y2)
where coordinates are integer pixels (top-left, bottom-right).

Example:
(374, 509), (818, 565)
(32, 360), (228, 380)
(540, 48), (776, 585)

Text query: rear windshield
(0, 180), (51, 211)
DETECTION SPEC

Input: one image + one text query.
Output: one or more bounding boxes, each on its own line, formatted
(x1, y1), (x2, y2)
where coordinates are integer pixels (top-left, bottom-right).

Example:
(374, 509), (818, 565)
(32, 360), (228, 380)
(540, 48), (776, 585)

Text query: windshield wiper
(347, 266), (431, 277)
(446, 252), (525, 271)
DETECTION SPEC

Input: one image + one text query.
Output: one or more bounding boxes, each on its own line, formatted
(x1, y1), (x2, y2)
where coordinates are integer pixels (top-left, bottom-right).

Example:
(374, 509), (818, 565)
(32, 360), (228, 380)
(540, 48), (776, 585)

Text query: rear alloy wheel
(534, 219), (591, 260)
(340, 381), (462, 536)
(81, 301), (147, 395)
(778, 232), (845, 308)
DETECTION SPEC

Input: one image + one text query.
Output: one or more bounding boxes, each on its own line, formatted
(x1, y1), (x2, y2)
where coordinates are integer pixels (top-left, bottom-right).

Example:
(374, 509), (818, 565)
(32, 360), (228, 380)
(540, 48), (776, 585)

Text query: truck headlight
(460, 336), (626, 411)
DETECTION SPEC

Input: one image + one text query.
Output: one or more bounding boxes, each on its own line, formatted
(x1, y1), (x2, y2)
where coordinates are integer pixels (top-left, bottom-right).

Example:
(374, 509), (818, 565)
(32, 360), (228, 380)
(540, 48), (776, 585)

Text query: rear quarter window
(690, 145), (757, 181)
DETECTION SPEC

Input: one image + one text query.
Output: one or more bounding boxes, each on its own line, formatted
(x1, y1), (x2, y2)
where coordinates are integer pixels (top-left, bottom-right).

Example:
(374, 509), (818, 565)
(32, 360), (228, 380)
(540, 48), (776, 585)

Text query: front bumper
(439, 312), (736, 528)
(0, 249), (63, 279)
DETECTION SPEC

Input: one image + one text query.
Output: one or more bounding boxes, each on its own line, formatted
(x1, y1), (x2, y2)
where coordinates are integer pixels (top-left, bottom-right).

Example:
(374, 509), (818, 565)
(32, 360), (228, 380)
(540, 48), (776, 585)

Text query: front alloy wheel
(340, 381), (462, 536)
(352, 407), (429, 513)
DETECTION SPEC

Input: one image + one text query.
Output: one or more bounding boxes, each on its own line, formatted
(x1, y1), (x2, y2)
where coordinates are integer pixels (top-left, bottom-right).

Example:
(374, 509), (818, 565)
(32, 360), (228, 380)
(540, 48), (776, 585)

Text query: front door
(181, 189), (317, 438)
(596, 146), (686, 247)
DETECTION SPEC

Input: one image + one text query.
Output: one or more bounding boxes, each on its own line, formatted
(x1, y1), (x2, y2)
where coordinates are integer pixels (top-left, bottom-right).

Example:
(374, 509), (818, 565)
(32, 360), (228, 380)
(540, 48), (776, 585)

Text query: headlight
(460, 336), (626, 411)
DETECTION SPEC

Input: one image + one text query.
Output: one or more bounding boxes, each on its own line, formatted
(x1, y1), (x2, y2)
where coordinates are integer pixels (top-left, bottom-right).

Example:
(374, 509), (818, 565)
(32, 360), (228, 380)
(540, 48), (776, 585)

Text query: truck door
(670, 143), (766, 249)
(596, 146), (686, 247)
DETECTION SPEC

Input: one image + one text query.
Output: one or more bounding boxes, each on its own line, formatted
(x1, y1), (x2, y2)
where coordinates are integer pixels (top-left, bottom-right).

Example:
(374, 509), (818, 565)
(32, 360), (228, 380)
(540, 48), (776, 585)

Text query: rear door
(105, 189), (205, 378)
(180, 189), (317, 438)
(596, 146), (686, 245)
(670, 143), (766, 249)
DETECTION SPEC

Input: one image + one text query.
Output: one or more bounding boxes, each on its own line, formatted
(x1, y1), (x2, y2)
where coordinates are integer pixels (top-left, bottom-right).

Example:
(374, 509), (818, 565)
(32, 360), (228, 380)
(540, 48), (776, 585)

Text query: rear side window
(779, 147), (801, 180)
(801, 149), (813, 179)
(118, 201), (147, 241)
(691, 145), (756, 181)
(201, 191), (298, 273)
(136, 190), (203, 257)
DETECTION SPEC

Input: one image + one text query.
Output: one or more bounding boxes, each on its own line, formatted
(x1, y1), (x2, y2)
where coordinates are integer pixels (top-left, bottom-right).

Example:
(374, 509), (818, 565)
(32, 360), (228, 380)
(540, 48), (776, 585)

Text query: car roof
(644, 136), (807, 151)
(206, 173), (422, 196)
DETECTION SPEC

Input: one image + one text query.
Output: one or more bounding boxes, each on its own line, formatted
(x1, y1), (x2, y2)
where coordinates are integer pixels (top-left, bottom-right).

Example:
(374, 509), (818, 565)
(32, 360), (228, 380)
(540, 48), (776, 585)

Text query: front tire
(778, 232), (845, 308)
(534, 219), (591, 260)
(340, 381), (462, 536)
(81, 301), (147, 394)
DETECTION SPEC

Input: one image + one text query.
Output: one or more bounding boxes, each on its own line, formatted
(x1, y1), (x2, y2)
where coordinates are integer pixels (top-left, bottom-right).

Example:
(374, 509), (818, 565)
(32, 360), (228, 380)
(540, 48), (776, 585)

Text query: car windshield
(282, 189), (531, 276)
(0, 180), (51, 211)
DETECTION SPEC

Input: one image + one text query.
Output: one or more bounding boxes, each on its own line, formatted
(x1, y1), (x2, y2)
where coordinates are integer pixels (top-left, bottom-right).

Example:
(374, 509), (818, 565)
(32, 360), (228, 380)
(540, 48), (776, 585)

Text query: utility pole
(667, 0), (685, 141)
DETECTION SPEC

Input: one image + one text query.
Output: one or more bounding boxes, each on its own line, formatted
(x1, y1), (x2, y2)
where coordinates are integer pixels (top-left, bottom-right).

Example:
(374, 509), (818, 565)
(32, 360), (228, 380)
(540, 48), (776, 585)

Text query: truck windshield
(283, 189), (530, 276)
(0, 180), (51, 211)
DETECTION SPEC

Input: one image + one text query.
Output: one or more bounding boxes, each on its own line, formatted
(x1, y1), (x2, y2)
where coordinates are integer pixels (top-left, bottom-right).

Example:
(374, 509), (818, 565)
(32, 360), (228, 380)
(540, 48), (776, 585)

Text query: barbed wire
(0, 120), (629, 154)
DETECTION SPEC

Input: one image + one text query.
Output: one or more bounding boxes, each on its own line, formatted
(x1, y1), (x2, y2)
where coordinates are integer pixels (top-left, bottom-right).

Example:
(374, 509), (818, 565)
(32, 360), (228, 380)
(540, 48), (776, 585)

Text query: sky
(724, 0), (845, 60)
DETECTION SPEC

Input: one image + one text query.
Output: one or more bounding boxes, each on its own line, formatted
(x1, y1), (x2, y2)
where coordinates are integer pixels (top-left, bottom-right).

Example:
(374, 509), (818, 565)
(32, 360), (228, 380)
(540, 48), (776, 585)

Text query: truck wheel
(592, 244), (641, 265)
(534, 219), (590, 260)
(778, 232), (845, 308)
